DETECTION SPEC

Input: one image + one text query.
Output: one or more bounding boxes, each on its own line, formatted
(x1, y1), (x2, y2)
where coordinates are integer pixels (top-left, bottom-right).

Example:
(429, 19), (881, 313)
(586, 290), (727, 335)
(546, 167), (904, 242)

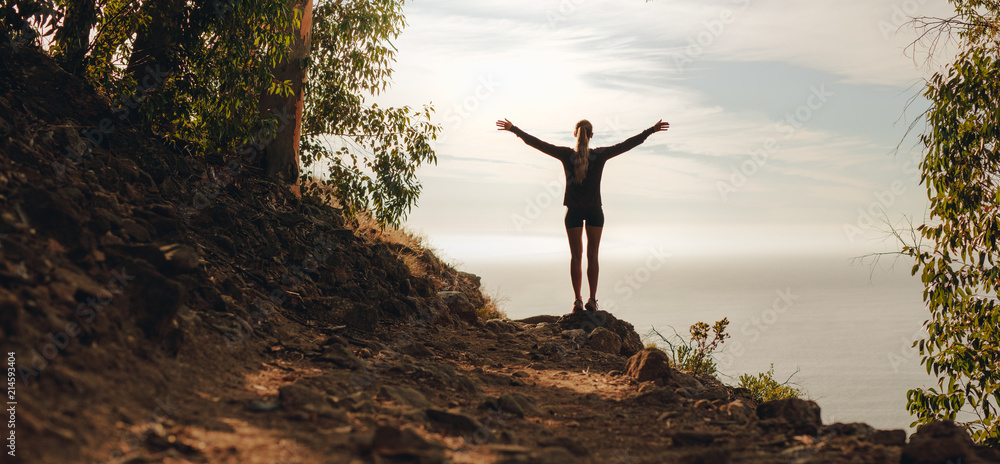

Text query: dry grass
(351, 208), (426, 252)
(301, 176), (505, 320)
(301, 176), (429, 266)
(477, 287), (509, 321)
(398, 253), (429, 278)
(301, 176), (455, 281)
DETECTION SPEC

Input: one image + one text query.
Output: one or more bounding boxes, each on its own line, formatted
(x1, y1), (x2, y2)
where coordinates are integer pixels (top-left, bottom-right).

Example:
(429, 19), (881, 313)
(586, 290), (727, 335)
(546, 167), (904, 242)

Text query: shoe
(572, 299), (584, 313)
(585, 298), (598, 312)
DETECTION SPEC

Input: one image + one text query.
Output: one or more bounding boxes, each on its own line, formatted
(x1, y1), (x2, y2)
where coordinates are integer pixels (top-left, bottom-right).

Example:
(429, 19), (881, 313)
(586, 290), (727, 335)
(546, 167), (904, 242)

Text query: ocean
(455, 251), (934, 432)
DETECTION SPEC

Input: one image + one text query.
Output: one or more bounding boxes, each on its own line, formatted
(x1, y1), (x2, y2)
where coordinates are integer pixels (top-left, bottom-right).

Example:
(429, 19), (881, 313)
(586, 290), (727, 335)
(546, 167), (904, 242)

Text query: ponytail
(573, 119), (593, 184)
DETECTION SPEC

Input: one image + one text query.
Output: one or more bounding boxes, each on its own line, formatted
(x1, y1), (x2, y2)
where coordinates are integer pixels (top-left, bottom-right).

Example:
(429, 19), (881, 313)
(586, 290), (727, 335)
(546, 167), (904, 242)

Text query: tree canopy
(301, 0), (438, 227)
(1, 0), (437, 226)
(904, 0), (1000, 445)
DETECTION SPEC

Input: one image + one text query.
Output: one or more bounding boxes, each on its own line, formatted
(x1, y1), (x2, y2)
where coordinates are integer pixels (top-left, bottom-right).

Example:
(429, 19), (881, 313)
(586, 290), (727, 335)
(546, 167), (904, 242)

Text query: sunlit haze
(363, 0), (953, 272)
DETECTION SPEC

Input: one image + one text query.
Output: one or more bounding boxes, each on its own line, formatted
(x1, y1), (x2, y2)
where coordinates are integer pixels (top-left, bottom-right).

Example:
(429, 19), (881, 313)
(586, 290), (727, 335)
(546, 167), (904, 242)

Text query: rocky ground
(2, 43), (999, 464)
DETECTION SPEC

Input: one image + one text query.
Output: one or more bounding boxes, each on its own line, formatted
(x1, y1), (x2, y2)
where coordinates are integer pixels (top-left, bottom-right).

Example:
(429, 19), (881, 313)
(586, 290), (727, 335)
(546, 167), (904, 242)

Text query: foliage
(1, 0), (62, 51)
(649, 318), (729, 376)
(6, 0), (299, 150)
(903, 0), (1000, 446)
(5, 0), (438, 227)
(87, 0), (299, 151)
(300, 0), (439, 227)
(738, 364), (803, 403)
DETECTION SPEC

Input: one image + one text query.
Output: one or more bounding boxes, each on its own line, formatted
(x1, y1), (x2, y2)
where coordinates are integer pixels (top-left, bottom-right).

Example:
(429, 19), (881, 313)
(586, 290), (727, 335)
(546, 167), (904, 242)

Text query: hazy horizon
(343, 0), (958, 267)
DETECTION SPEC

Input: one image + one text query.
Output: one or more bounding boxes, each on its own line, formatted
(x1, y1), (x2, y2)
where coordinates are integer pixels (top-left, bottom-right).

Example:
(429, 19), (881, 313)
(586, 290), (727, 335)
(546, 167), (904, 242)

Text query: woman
(496, 118), (670, 313)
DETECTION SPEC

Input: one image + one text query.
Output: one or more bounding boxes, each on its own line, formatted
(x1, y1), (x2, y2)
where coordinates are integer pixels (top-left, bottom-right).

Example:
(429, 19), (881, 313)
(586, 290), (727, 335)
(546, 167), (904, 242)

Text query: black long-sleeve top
(510, 124), (658, 208)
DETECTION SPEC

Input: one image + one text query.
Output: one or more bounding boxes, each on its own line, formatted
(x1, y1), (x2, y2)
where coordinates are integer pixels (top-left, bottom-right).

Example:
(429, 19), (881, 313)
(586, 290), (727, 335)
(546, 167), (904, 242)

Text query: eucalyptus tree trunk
(262, 0), (313, 196)
(125, 0), (184, 90)
(54, 0), (97, 75)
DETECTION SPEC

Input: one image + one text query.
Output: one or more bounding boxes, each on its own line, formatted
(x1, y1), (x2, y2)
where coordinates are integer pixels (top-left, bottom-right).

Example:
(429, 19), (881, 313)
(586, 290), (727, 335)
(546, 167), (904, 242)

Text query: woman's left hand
(653, 120), (670, 132)
(496, 119), (513, 131)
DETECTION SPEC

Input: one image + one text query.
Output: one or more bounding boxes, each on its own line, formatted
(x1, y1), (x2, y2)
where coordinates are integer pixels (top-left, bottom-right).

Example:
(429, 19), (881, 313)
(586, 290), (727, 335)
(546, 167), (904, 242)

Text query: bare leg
(585, 225), (603, 301)
(566, 226), (584, 301)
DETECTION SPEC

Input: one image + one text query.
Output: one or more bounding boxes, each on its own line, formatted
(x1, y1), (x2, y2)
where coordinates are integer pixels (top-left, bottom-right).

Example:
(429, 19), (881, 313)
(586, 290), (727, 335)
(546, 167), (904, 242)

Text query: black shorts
(565, 206), (605, 229)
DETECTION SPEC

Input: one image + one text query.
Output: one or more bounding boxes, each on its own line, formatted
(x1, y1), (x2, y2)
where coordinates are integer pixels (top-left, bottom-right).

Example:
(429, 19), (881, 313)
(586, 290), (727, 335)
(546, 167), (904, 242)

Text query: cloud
(655, 0), (956, 86)
(368, 0), (938, 258)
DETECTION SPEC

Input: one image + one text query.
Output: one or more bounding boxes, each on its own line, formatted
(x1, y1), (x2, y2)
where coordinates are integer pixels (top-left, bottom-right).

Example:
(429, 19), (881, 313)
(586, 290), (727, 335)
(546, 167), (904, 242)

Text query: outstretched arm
(496, 118), (567, 159)
(603, 119), (670, 158)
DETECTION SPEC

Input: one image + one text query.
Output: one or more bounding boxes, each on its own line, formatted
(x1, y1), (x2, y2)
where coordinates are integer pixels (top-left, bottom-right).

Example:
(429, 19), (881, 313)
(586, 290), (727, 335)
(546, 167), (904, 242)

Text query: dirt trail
(57, 307), (908, 464)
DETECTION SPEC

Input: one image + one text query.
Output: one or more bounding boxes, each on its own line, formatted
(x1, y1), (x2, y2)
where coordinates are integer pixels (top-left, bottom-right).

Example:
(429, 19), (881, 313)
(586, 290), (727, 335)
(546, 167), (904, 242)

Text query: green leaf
(904, 15), (1000, 446)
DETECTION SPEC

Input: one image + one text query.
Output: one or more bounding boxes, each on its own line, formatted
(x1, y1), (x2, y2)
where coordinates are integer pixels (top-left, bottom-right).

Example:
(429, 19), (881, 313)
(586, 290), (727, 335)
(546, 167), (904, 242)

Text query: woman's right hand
(653, 119), (670, 132)
(496, 119), (513, 131)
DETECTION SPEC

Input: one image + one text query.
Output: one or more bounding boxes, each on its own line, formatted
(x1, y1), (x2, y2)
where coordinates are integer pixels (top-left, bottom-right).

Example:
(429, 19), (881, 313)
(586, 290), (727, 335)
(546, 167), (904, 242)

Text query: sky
(366, 0), (957, 268)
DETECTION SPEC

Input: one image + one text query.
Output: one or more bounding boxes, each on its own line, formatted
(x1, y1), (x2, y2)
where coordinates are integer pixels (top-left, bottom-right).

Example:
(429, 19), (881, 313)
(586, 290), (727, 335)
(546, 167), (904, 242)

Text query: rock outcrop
(556, 310), (644, 356)
(625, 348), (673, 382)
(901, 420), (1000, 464)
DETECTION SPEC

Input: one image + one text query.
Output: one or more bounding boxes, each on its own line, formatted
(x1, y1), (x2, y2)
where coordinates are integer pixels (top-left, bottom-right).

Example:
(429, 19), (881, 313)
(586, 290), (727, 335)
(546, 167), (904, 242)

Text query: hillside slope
(1, 43), (997, 464)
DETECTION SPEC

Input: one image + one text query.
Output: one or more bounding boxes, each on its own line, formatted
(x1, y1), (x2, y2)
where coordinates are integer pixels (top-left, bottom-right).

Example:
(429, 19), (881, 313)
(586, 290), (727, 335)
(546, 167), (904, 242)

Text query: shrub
(476, 290), (508, 321)
(649, 318), (730, 376)
(738, 364), (804, 402)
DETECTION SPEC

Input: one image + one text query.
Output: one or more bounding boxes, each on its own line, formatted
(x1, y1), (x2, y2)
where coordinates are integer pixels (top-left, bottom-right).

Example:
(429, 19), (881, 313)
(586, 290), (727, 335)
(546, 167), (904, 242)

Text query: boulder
(697, 385), (730, 402)
(827, 422), (876, 438)
(313, 344), (365, 370)
(493, 394), (525, 418)
(426, 409), (484, 435)
(455, 271), (487, 308)
(438, 291), (477, 324)
(756, 398), (823, 435)
(515, 315), (560, 324)
(870, 429), (906, 447)
(722, 399), (755, 424)
(670, 370), (704, 392)
(159, 244), (200, 274)
(484, 319), (517, 335)
(556, 310), (643, 356)
(585, 327), (622, 355)
(498, 393), (540, 417)
(279, 382), (348, 421)
(625, 348), (672, 382)
(378, 385), (431, 409)
(635, 386), (678, 406)
(560, 329), (587, 348)
(607, 320), (644, 356)
(400, 341), (434, 358)
(901, 420), (977, 464)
